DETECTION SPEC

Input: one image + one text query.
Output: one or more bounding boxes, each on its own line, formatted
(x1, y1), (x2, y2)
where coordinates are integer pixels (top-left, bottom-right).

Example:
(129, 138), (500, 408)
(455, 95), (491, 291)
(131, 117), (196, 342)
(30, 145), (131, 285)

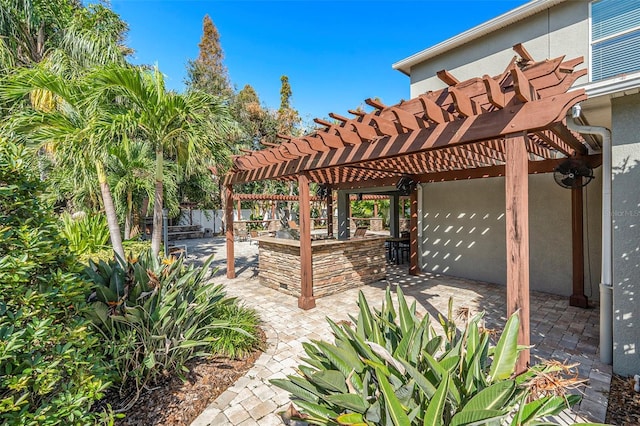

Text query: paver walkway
(185, 237), (611, 425)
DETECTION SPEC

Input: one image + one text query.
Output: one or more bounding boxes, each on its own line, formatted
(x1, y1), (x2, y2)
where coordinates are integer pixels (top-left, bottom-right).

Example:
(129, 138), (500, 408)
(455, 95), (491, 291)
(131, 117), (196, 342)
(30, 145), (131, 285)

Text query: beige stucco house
(392, 0), (639, 376)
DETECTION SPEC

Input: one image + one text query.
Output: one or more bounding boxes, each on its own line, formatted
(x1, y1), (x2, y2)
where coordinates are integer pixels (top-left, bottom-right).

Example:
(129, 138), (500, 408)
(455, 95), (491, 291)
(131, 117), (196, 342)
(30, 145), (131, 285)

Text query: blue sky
(109, 0), (527, 125)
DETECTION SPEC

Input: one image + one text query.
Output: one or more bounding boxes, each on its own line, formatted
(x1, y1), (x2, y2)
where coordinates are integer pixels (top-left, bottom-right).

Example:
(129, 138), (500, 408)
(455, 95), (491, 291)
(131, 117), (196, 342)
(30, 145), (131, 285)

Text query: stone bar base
(257, 236), (387, 298)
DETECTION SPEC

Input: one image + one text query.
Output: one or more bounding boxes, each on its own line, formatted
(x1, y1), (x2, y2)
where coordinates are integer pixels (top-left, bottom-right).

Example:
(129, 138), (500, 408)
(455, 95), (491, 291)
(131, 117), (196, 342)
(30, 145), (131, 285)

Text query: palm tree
(0, 67), (126, 260)
(88, 65), (235, 255)
(107, 139), (155, 240)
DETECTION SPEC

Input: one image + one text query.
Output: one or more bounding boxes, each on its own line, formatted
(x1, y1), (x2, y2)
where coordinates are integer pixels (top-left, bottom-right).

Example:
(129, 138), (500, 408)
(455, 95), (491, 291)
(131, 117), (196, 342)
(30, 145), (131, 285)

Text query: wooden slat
(483, 75), (506, 108)
(513, 43), (535, 63)
(550, 123), (588, 155)
(505, 132), (530, 374)
(510, 66), (538, 103)
(365, 98), (386, 110)
(437, 69), (460, 86)
(418, 95), (454, 123)
(533, 130), (574, 157)
(449, 87), (476, 117)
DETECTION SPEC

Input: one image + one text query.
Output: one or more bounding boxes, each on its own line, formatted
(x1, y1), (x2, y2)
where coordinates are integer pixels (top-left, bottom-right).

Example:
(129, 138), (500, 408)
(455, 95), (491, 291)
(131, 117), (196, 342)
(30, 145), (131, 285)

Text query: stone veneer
(258, 236), (387, 298)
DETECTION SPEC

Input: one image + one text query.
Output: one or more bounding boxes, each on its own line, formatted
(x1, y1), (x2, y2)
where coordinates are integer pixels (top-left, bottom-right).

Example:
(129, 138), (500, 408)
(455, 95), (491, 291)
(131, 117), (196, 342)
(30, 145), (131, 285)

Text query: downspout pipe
(567, 103), (613, 365)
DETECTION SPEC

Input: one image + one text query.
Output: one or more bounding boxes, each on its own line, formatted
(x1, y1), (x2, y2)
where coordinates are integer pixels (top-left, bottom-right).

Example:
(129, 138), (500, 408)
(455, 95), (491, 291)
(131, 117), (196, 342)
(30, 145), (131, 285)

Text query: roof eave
(392, 0), (569, 75)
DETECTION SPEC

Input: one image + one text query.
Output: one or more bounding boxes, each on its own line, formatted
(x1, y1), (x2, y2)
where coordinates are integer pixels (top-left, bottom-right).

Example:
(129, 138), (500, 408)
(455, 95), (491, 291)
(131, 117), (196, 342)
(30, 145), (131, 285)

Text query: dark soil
(97, 331), (264, 426)
(606, 374), (640, 425)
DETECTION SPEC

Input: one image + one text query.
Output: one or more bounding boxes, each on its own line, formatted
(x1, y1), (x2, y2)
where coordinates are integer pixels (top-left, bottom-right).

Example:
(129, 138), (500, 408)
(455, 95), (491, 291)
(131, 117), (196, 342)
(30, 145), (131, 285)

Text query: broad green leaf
(450, 409), (506, 426)
(270, 378), (320, 403)
(294, 399), (340, 420)
(396, 285), (415, 336)
(357, 291), (374, 338)
(488, 312), (519, 382)
(423, 371), (449, 426)
(325, 393), (368, 413)
(376, 368), (411, 426)
(317, 340), (364, 375)
(312, 370), (348, 393)
(337, 412), (367, 425)
(400, 359), (437, 399)
(463, 380), (515, 411)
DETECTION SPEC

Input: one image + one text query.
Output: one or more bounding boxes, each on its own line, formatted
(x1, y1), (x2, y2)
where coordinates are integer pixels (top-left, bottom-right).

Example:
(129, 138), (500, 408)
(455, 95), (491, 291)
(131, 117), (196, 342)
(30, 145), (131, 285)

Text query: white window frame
(589, 0), (640, 82)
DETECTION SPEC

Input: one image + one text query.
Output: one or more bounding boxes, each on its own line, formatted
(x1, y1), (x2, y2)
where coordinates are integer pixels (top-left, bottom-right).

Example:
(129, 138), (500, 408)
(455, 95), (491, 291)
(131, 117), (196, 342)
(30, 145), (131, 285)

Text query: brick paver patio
(185, 237), (611, 425)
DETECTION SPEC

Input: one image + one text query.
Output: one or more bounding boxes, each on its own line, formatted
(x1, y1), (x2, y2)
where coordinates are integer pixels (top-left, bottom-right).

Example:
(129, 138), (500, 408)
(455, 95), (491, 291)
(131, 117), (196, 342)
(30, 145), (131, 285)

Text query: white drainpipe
(567, 103), (613, 365)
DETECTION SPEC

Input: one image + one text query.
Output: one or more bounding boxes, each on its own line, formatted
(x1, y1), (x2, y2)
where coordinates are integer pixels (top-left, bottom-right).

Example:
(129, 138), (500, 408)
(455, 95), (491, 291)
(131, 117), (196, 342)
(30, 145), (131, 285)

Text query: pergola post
(337, 190), (350, 240)
(225, 184), (236, 279)
(505, 132), (530, 373)
(390, 194), (400, 237)
(409, 188), (420, 276)
(298, 174), (315, 310)
(237, 199), (242, 221)
(326, 188), (333, 237)
(570, 179), (589, 308)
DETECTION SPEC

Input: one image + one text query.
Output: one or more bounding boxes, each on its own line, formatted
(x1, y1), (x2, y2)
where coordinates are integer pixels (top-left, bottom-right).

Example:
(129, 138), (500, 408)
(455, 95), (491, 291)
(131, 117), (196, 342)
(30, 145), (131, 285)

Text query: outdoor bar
(255, 234), (387, 298)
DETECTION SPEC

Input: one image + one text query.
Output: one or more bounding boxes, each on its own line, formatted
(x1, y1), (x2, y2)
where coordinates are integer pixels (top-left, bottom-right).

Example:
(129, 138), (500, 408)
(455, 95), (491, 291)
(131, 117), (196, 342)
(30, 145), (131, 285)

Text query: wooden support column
(224, 184), (236, 279)
(337, 191), (350, 240)
(505, 132), (530, 373)
(409, 188), (420, 276)
(390, 194), (400, 237)
(298, 174), (315, 309)
(326, 189), (334, 237)
(237, 199), (242, 221)
(570, 179), (589, 308)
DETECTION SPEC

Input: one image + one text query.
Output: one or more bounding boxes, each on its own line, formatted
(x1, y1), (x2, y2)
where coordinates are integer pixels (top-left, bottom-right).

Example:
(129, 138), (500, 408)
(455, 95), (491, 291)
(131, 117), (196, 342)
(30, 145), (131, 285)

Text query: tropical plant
(60, 211), (110, 255)
(87, 64), (236, 256)
(107, 139), (154, 240)
(83, 251), (256, 409)
(271, 287), (593, 426)
(0, 141), (111, 425)
(0, 67), (127, 260)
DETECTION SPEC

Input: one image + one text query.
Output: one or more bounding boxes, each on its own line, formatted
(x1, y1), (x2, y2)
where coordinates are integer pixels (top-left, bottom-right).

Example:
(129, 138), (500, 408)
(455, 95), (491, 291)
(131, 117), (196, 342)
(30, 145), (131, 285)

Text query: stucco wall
(611, 93), (640, 376)
(419, 171), (602, 298)
(409, 0), (589, 97)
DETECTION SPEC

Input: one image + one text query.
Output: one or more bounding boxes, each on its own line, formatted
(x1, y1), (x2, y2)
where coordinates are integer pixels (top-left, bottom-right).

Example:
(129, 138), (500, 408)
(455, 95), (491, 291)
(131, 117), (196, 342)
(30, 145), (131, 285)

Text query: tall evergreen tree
(277, 75), (301, 136)
(185, 14), (232, 97)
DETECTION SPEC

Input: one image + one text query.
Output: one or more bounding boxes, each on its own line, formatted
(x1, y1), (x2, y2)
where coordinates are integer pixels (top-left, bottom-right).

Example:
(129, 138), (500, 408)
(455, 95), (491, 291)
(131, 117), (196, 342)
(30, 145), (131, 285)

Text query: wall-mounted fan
(396, 176), (416, 195)
(315, 184), (329, 200)
(553, 157), (594, 189)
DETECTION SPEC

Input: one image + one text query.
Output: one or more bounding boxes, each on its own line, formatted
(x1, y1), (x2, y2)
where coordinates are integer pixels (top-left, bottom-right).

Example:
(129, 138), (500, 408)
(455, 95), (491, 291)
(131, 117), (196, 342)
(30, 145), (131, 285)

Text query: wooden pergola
(224, 45), (600, 370)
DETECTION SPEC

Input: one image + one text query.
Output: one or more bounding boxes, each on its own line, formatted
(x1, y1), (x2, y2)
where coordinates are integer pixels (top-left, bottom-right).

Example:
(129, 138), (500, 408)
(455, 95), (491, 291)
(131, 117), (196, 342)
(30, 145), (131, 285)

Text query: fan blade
(561, 176), (576, 187)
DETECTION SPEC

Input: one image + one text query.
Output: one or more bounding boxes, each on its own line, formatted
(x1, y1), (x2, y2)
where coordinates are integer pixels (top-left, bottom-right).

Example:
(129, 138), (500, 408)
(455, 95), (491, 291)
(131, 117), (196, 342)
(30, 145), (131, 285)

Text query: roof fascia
(392, 0), (568, 76)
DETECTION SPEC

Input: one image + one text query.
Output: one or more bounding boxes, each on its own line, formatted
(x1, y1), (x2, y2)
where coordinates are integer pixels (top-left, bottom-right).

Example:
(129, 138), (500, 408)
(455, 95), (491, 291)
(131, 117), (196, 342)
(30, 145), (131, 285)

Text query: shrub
(78, 239), (151, 265)
(209, 303), (261, 359)
(272, 287), (593, 426)
(84, 251), (258, 408)
(0, 142), (110, 425)
(60, 211), (110, 256)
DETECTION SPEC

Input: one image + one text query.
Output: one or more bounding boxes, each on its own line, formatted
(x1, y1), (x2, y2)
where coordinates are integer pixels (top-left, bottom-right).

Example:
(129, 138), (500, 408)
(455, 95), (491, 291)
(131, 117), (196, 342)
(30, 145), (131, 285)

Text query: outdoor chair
(353, 226), (368, 238)
(236, 229), (248, 242)
(288, 220), (299, 230)
(249, 230), (259, 245)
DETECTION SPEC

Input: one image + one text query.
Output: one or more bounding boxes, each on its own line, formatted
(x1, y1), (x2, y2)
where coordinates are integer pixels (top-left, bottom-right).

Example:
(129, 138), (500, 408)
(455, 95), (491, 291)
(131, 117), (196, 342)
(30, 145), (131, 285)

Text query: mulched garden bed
(606, 374), (640, 425)
(96, 330), (265, 426)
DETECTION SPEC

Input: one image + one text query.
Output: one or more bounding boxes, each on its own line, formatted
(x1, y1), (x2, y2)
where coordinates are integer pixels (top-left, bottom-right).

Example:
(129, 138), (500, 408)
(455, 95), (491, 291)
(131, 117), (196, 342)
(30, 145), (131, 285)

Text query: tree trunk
(151, 149), (164, 256)
(124, 189), (133, 240)
(96, 160), (125, 262)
